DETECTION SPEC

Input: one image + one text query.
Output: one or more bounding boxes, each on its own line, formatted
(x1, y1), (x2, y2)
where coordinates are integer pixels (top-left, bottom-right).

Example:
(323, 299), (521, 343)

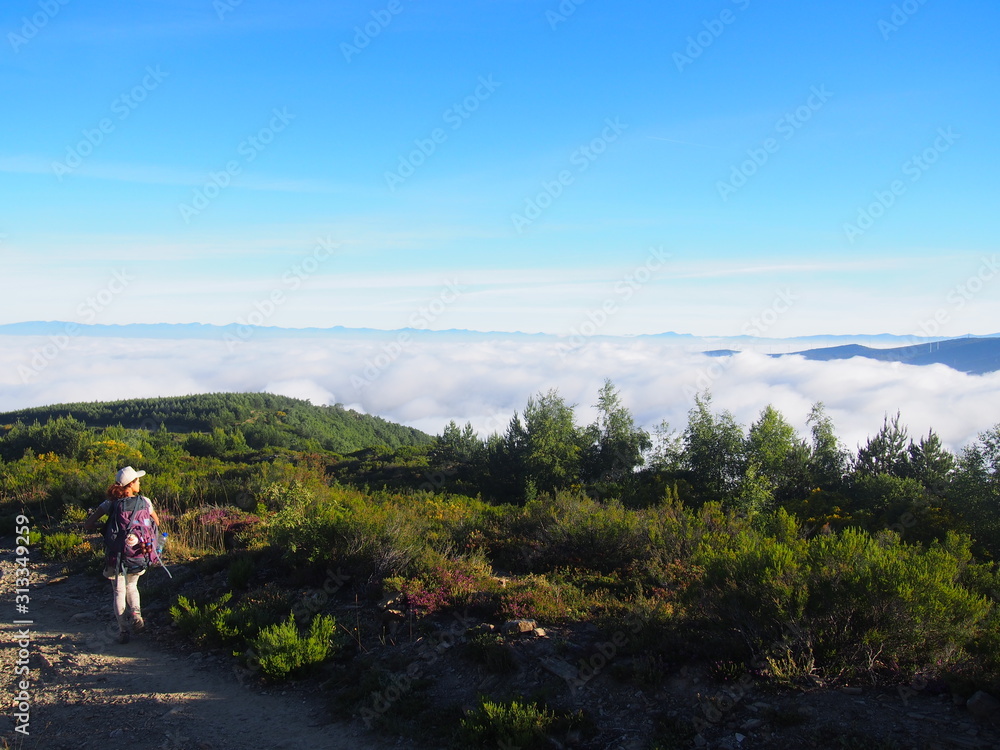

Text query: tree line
(423, 381), (999, 561)
(1, 384), (997, 561)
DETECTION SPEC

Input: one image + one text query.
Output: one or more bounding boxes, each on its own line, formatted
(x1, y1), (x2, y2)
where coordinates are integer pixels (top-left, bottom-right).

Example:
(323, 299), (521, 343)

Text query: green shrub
(169, 592), (239, 645)
(690, 531), (809, 661)
(264, 489), (429, 580)
(60, 504), (88, 524)
(249, 613), (336, 680)
(39, 531), (86, 561)
(229, 583), (296, 635)
(804, 529), (991, 679)
(518, 493), (651, 573)
(458, 698), (558, 750)
(684, 524), (993, 682)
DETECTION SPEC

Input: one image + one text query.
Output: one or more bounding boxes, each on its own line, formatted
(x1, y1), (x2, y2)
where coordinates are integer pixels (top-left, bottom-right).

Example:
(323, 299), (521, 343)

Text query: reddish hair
(107, 483), (131, 500)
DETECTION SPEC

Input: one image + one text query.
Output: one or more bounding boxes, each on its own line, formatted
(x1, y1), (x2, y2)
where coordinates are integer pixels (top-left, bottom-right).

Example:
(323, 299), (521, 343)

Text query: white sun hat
(116, 466), (147, 485)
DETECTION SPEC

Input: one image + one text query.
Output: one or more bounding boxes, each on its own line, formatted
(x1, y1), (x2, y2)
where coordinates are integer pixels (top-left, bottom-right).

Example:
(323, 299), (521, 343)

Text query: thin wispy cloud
(0, 155), (340, 193)
(647, 136), (717, 148)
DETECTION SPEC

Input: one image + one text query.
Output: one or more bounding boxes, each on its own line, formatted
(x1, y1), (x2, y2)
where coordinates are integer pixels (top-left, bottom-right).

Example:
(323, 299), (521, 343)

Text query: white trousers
(111, 571), (144, 631)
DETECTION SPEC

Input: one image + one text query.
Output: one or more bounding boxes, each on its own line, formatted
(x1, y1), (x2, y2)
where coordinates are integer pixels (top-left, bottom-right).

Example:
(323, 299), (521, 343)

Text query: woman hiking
(84, 466), (162, 644)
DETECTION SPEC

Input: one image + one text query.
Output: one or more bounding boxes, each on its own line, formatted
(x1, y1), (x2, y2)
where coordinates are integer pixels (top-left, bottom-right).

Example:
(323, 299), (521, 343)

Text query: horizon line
(1, 320), (997, 342)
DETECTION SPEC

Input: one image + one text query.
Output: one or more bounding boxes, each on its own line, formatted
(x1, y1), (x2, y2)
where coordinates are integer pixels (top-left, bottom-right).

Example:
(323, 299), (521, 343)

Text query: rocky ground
(0, 551), (402, 750)
(2, 546), (999, 750)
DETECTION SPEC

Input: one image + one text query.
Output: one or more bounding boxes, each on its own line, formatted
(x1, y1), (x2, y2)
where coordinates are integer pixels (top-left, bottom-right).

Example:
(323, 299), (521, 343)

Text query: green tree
(647, 419), (684, 472)
(744, 405), (810, 505)
(682, 392), (745, 504)
(806, 402), (849, 490)
(436, 420), (480, 463)
(952, 425), (1000, 560)
(582, 379), (651, 484)
(854, 412), (910, 478)
(474, 416), (527, 503)
(905, 429), (955, 496)
(520, 389), (585, 498)
(0, 416), (92, 462)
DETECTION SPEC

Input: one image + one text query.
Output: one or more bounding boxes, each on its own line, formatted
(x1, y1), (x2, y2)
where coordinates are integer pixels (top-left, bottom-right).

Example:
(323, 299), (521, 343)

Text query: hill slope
(773, 336), (1000, 374)
(0, 392), (433, 453)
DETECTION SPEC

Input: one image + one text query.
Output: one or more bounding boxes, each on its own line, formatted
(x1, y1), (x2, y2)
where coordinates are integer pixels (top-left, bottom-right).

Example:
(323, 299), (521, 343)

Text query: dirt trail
(1, 552), (410, 750)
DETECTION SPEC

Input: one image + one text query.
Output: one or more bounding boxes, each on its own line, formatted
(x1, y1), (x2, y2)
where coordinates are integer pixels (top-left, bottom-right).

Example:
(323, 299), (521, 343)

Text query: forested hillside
(0, 392), (431, 455)
(3, 383), (999, 748)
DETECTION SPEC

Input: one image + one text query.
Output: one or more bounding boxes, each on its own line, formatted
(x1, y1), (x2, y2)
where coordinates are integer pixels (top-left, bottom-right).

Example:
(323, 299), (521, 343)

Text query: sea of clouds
(2, 332), (998, 455)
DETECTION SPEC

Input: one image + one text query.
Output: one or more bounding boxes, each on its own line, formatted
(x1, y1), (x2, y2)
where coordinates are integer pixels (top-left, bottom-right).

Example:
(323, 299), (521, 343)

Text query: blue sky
(2, 0), (998, 337)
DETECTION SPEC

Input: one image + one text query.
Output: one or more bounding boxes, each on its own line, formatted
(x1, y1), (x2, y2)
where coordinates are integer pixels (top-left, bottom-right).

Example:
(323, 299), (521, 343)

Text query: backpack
(103, 495), (161, 576)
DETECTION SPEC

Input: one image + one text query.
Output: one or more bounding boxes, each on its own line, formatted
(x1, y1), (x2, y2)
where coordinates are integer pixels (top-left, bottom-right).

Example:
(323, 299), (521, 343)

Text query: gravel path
(0, 550), (409, 750)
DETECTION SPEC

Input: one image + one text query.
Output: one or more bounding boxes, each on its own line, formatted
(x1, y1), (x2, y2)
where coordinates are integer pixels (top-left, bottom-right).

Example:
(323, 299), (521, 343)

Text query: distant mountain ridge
(770, 336), (1000, 375)
(2, 320), (997, 346)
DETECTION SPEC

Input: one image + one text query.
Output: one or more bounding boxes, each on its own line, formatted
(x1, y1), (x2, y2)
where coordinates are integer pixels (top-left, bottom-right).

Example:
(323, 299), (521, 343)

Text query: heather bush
(384, 553), (497, 618)
(264, 487), (437, 581)
(485, 492), (669, 574)
(163, 503), (261, 556)
(39, 530), (87, 561)
(249, 612), (337, 680)
(498, 573), (590, 623)
(804, 529), (991, 679)
(681, 523), (994, 683)
(169, 592), (239, 646)
(457, 697), (559, 750)
(690, 531), (809, 661)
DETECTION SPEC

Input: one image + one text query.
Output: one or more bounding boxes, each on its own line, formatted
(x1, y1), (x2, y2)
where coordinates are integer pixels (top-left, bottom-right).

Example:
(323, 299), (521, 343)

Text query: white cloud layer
(1, 334), (997, 455)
